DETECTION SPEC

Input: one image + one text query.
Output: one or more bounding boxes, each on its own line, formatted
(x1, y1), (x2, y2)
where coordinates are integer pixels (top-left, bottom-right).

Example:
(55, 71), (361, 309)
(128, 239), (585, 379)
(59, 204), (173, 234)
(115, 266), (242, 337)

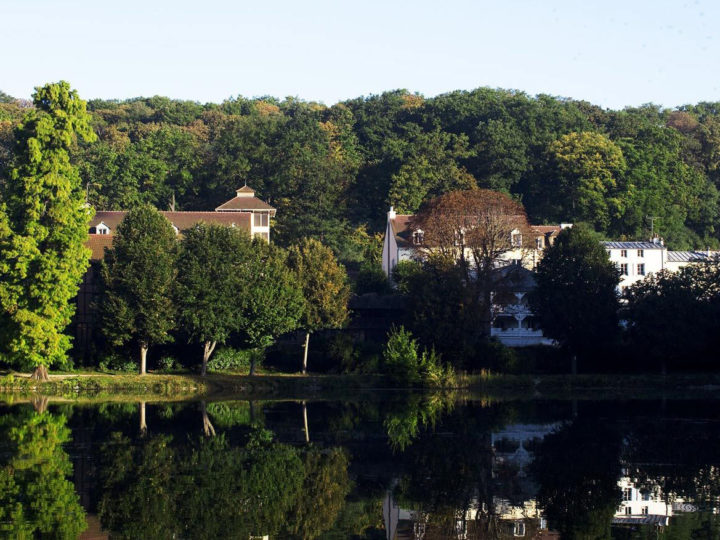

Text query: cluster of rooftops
(86, 186), (275, 260)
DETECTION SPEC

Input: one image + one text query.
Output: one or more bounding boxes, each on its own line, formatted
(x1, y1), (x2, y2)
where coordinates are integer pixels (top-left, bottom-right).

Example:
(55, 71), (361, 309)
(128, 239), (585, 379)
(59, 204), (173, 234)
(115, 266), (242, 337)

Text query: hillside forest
(2, 87), (720, 260)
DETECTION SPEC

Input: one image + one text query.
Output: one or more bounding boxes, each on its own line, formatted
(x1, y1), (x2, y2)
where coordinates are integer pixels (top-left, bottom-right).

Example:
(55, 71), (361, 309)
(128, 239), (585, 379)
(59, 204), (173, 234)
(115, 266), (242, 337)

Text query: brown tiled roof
(90, 211), (251, 233)
(86, 235), (114, 261)
(215, 197), (276, 214)
(531, 225), (562, 236)
(86, 211), (253, 260)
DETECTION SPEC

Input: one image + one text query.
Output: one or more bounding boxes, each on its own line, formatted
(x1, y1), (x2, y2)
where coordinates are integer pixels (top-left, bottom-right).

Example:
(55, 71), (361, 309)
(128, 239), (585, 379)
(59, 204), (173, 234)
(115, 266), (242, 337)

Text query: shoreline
(2, 371), (720, 403)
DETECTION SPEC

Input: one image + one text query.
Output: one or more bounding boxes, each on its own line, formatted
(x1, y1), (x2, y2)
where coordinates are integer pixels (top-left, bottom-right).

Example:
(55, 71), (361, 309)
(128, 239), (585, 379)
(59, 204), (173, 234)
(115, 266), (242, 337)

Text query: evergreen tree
(0, 81), (96, 379)
(287, 238), (350, 373)
(100, 205), (178, 374)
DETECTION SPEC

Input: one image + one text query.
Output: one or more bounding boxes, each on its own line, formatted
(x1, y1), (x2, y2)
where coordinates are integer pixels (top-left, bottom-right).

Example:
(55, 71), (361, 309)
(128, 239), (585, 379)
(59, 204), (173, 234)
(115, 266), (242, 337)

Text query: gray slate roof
(602, 241), (664, 249)
(667, 250), (719, 262)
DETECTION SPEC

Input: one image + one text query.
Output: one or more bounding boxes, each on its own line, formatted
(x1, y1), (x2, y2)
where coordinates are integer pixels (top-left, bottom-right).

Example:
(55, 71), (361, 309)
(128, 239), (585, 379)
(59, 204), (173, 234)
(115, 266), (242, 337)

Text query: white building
(381, 206), (565, 279)
(603, 239), (719, 293)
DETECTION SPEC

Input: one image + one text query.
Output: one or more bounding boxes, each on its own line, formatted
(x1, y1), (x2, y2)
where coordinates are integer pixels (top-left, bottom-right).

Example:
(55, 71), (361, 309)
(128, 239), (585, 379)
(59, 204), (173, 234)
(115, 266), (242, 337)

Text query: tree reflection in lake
(3, 397), (720, 538)
(0, 409), (86, 538)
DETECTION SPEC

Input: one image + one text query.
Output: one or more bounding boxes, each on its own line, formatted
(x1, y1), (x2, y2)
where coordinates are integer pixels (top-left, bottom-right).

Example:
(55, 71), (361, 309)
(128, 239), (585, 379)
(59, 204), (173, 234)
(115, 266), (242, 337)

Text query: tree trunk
(139, 401), (147, 436)
(139, 343), (148, 375)
(201, 341), (217, 377)
(302, 400), (310, 443)
(302, 332), (310, 374)
(200, 401), (216, 436)
(249, 355), (256, 376)
(30, 365), (50, 382)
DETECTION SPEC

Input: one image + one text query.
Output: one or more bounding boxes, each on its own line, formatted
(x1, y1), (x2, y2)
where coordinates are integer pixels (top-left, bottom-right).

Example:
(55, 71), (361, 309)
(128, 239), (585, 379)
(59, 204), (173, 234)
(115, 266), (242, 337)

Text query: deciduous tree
(176, 224), (253, 375)
(100, 205), (178, 374)
(287, 238), (351, 373)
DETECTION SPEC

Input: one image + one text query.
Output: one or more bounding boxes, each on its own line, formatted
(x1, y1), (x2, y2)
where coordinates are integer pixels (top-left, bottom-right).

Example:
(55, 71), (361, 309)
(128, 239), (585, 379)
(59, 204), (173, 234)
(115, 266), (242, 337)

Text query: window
(253, 231), (270, 242)
(513, 522), (526, 537)
(253, 213), (269, 227)
(625, 506), (632, 515)
(622, 488), (632, 501)
(637, 263), (645, 276)
(511, 232), (523, 247)
(621, 249), (627, 257)
(641, 506), (649, 515)
(619, 263), (628, 276)
(413, 230), (424, 245)
(637, 249), (644, 257)
(536, 237), (544, 249)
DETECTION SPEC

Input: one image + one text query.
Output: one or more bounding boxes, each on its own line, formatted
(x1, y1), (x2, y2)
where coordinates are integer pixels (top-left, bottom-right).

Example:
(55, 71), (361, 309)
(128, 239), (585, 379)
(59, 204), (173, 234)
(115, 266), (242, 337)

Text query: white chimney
(388, 206), (396, 220)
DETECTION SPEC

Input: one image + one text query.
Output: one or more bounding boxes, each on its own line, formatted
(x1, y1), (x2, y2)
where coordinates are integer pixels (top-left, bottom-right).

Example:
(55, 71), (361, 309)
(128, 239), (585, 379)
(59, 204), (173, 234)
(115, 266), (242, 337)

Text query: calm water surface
(1, 394), (720, 539)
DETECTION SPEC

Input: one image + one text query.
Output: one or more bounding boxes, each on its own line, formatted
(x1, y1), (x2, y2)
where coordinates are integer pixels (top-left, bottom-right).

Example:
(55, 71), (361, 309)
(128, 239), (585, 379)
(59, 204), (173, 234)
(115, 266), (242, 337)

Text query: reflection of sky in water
(1, 397), (720, 538)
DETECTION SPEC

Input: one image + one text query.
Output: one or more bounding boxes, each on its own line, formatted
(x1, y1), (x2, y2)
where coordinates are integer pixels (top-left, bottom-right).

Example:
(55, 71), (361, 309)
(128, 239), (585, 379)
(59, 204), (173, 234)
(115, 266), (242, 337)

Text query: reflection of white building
(613, 477), (672, 526)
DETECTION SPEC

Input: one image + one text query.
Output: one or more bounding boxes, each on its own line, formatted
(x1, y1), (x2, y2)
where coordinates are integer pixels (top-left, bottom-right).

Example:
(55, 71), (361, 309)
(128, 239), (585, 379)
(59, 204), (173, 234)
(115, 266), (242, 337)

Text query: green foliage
(175, 223), (255, 370)
(624, 261), (720, 371)
(99, 205), (178, 365)
(98, 353), (137, 373)
(157, 356), (177, 372)
(206, 347), (254, 372)
(0, 81), (96, 371)
(288, 237), (351, 333)
(382, 326), (454, 387)
(0, 411), (87, 538)
(237, 242), (304, 350)
(530, 224), (621, 363)
(547, 131), (627, 230)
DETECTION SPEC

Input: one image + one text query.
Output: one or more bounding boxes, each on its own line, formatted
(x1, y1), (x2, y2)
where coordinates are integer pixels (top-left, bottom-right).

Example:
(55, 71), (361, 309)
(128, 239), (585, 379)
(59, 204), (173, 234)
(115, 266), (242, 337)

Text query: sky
(1, 0), (718, 109)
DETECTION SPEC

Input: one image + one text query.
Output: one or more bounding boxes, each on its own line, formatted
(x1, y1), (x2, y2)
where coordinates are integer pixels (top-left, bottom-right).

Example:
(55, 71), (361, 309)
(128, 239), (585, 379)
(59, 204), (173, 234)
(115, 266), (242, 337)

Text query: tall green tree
(237, 242), (304, 375)
(287, 238), (351, 373)
(529, 224), (620, 372)
(0, 81), (96, 380)
(100, 205), (178, 374)
(175, 223), (254, 375)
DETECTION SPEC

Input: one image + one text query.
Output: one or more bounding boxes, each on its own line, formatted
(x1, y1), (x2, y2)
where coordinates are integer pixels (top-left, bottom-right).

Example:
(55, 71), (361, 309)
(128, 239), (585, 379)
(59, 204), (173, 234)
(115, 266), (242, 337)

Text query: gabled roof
(89, 211), (251, 232)
(602, 241), (665, 250)
(531, 225), (562, 236)
(86, 211), (253, 261)
(86, 235), (114, 261)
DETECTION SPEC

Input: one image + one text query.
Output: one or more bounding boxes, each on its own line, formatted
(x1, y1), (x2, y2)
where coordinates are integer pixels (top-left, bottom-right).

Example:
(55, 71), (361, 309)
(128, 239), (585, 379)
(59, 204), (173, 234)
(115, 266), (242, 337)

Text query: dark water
(1, 394), (720, 539)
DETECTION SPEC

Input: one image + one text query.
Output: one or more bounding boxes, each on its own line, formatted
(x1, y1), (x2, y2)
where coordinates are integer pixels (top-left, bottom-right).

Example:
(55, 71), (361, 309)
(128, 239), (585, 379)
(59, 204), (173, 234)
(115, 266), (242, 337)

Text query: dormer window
(94, 222), (110, 235)
(412, 229), (424, 245)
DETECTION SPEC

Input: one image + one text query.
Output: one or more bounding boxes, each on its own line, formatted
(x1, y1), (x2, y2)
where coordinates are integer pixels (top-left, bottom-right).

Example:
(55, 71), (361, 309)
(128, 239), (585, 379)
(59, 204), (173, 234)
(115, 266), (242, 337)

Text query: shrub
(207, 347), (254, 372)
(382, 326), (454, 387)
(98, 353), (137, 373)
(157, 356), (177, 373)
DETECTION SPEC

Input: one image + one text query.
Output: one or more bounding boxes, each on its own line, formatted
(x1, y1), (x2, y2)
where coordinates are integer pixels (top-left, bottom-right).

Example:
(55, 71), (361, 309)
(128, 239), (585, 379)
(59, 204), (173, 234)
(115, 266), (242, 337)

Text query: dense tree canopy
(4, 87), (720, 258)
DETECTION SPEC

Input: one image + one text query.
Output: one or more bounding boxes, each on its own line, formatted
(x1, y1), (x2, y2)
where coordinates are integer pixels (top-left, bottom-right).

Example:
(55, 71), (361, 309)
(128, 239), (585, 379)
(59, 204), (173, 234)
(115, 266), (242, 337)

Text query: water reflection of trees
(0, 409), (87, 538)
(97, 421), (352, 539)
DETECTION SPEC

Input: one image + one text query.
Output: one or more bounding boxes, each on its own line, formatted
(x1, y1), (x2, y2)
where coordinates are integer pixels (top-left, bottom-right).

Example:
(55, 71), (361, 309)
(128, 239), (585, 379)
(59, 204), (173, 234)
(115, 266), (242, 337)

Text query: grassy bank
(2, 370), (720, 402)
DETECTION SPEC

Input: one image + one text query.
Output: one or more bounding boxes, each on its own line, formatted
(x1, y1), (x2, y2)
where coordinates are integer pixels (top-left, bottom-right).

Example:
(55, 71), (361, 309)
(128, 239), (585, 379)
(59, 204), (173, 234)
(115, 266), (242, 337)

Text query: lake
(1, 393), (719, 539)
